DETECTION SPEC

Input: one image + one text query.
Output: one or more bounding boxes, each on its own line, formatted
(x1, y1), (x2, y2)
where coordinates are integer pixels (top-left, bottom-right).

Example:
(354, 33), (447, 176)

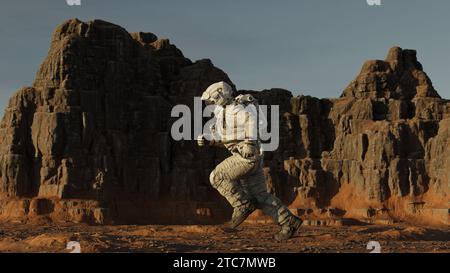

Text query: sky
(0, 0), (449, 111)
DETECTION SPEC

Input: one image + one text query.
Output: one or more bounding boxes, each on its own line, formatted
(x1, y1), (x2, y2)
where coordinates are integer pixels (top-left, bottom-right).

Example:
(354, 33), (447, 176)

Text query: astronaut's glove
(197, 134), (215, 147)
(197, 135), (206, 147)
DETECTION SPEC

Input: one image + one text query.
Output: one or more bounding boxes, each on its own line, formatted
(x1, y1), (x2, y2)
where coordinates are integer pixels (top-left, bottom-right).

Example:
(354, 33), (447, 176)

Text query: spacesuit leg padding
(241, 168), (293, 226)
(209, 154), (255, 208)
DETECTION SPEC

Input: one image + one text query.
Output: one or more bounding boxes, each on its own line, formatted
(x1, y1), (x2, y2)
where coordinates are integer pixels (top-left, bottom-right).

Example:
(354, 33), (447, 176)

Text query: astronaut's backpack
(233, 94), (268, 141)
(234, 94), (258, 107)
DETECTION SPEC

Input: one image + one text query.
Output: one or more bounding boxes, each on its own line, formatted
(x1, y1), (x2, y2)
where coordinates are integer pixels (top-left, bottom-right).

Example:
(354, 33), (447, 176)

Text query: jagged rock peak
(342, 46), (440, 100)
(385, 46), (422, 71)
(52, 19), (129, 41)
(131, 32), (158, 44)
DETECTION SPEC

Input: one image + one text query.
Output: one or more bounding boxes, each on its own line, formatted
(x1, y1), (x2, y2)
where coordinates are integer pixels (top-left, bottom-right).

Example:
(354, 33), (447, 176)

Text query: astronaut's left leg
(242, 164), (303, 241)
(209, 154), (258, 228)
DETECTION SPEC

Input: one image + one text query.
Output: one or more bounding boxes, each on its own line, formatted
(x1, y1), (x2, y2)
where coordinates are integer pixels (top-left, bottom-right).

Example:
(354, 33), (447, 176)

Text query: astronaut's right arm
(197, 134), (212, 147)
(197, 123), (224, 147)
(197, 135), (224, 147)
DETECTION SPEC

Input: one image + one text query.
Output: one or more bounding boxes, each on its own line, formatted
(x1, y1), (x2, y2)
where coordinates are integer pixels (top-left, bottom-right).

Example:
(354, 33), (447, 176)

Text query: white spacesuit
(198, 81), (303, 241)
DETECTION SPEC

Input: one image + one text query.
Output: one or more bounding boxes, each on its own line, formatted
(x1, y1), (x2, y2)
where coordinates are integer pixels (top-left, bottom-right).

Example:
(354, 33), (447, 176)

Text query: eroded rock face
(0, 19), (233, 224)
(258, 47), (450, 224)
(0, 19), (448, 225)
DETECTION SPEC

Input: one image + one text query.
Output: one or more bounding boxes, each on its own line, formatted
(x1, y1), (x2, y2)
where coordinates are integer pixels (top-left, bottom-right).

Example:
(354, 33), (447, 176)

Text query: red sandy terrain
(0, 222), (448, 253)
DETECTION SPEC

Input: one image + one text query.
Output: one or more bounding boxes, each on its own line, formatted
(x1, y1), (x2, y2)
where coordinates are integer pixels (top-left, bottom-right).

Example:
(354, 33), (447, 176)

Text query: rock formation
(250, 47), (449, 225)
(0, 19), (448, 225)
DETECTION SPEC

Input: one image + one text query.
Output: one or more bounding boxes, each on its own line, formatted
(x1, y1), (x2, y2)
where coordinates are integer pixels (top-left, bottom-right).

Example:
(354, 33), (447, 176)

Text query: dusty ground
(0, 221), (448, 253)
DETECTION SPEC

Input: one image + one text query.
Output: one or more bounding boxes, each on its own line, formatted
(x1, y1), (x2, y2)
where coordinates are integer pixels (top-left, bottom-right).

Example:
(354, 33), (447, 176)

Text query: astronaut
(197, 81), (302, 241)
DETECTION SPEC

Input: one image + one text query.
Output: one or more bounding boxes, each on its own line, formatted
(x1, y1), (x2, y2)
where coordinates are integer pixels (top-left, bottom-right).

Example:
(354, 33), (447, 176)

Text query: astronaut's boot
(229, 202), (256, 228)
(274, 215), (303, 241)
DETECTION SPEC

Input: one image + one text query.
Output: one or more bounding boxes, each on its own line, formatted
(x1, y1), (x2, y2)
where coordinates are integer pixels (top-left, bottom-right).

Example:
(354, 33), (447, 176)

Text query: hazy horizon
(1, 0), (449, 111)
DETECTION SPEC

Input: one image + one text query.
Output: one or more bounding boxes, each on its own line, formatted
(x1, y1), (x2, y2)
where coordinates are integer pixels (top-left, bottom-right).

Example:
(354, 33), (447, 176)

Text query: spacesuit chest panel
(214, 104), (258, 144)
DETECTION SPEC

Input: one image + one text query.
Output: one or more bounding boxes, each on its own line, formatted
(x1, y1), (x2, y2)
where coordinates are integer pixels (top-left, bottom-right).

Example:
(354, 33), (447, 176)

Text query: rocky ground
(0, 221), (448, 253)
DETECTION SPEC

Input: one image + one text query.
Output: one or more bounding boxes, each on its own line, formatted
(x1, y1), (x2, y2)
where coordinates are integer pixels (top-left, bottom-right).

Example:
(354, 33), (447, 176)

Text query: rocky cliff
(0, 19), (448, 225)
